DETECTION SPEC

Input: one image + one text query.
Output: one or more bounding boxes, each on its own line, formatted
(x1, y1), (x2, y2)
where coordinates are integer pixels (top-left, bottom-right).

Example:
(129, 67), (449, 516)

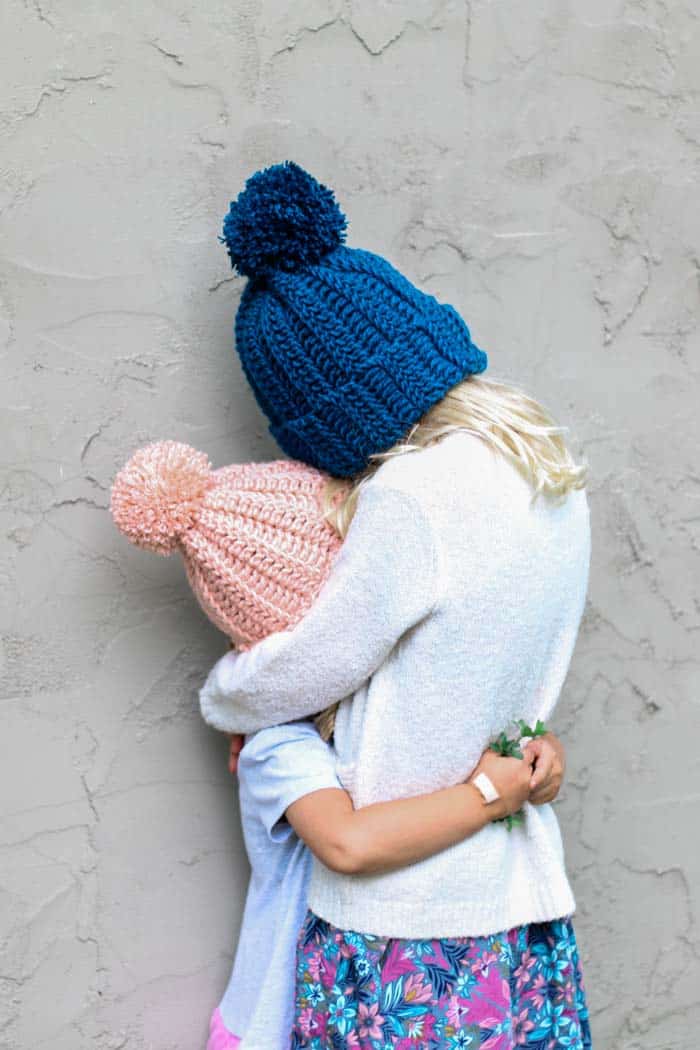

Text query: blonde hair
(313, 375), (587, 740)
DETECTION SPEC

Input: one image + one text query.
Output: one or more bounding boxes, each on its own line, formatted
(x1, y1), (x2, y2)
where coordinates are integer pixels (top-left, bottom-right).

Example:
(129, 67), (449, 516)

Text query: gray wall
(2, 2), (699, 1048)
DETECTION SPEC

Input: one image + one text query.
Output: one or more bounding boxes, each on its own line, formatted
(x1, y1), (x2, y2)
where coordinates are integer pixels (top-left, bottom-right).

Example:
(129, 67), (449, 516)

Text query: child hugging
(112, 162), (592, 1050)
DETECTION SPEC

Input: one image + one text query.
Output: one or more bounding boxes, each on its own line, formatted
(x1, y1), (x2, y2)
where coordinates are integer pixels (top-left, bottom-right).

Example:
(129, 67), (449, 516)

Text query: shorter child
(208, 720), (533, 1050)
(111, 442), (557, 1050)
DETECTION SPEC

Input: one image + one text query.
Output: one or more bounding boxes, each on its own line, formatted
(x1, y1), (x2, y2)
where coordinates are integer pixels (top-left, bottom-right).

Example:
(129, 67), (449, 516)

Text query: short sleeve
(238, 722), (342, 842)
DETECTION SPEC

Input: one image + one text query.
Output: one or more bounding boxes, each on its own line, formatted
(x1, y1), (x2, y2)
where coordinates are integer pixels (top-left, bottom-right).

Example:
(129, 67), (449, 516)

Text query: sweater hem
(306, 889), (577, 941)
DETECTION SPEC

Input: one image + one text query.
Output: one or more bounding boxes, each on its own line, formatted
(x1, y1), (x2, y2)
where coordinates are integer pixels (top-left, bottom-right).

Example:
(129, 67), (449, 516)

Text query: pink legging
(206, 1008), (241, 1050)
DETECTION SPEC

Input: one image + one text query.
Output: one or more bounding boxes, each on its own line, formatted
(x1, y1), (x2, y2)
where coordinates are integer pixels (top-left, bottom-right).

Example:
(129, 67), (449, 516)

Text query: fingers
(228, 733), (244, 775)
(530, 762), (552, 790)
(229, 751), (243, 774)
(529, 781), (560, 805)
(544, 732), (566, 768)
(530, 776), (558, 803)
(524, 739), (554, 790)
(521, 738), (542, 766)
(523, 738), (565, 803)
(529, 760), (563, 804)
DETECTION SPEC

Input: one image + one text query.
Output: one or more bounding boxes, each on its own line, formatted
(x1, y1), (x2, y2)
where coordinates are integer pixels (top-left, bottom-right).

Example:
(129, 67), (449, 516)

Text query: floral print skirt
(292, 911), (591, 1049)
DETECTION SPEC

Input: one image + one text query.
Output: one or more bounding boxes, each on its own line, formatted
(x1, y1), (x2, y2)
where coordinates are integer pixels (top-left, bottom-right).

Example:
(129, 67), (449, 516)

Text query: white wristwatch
(471, 772), (500, 805)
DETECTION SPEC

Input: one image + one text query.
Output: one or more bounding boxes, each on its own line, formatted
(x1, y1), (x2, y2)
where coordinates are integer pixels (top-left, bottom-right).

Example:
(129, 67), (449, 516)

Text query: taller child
(201, 162), (592, 1049)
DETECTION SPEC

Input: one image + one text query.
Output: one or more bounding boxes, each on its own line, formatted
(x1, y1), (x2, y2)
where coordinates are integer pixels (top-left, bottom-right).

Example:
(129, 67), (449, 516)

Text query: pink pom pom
(111, 441), (214, 555)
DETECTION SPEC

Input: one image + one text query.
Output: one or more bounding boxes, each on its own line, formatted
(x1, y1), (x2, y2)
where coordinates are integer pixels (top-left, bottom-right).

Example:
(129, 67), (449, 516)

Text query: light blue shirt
(217, 721), (340, 1049)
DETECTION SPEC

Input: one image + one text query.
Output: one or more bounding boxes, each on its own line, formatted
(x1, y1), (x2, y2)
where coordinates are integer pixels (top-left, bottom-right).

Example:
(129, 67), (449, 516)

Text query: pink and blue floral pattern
(291, 912), (591, 1049)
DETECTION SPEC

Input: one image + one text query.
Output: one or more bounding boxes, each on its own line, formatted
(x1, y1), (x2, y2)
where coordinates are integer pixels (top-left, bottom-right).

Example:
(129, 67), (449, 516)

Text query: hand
(521, 732), (565, 805)
(228, 733), (244, 775)
(470, 749), (534, 822)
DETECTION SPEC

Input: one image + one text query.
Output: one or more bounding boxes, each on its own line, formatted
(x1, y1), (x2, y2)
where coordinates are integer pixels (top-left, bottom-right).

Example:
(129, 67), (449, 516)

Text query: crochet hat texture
(110, 441), (342, 650)
(223, 161), (487, 478)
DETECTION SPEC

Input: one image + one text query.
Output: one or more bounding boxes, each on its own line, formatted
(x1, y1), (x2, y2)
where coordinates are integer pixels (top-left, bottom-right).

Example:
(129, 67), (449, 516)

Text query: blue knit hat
(222, 161), (487, 477)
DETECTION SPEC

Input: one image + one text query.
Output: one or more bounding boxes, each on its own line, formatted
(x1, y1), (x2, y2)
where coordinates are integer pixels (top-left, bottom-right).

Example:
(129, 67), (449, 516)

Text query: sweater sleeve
(199, 482), (439, 734)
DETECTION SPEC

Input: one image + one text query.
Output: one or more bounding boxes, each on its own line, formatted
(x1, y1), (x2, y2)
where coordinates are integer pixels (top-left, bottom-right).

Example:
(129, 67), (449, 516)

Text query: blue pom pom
(222, 161), (347, 278)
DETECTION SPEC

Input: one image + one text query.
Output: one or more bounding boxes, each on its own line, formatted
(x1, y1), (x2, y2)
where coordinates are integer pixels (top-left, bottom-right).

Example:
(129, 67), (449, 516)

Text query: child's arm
(285, 749), (534, 876)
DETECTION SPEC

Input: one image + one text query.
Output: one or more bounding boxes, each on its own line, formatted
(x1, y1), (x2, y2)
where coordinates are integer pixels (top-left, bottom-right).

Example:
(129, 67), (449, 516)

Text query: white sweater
(200, 432), (591, 939)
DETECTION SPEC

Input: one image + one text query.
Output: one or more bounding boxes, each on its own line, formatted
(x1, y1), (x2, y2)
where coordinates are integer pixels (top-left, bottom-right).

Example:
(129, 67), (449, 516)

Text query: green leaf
(514, 717), (548, 739)
(490, 731), (515, 756)
(497, 808), (525, 832)
(488, 718), (549, 763)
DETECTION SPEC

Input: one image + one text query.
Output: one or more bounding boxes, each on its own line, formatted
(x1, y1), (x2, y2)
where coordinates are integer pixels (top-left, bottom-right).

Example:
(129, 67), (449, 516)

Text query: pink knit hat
(110, 441), (343, 650)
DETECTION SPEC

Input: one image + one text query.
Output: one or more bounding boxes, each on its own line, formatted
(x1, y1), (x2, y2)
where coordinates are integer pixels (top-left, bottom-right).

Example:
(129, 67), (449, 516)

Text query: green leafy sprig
(488, 719), (548, 830)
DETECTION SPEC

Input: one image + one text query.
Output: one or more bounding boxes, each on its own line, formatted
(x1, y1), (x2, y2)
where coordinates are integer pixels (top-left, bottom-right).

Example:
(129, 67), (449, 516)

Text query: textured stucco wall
(2, 2), (699, 1048)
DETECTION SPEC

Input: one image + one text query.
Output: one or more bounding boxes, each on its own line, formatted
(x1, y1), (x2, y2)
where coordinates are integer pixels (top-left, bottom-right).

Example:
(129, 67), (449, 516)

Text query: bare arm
(285, 750), (533, 876)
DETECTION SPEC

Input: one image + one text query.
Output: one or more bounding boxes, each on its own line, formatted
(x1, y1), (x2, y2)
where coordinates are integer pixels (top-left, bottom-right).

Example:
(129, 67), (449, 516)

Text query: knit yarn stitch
(222, 161), (488, 478)
(110, 441), (343, 650)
